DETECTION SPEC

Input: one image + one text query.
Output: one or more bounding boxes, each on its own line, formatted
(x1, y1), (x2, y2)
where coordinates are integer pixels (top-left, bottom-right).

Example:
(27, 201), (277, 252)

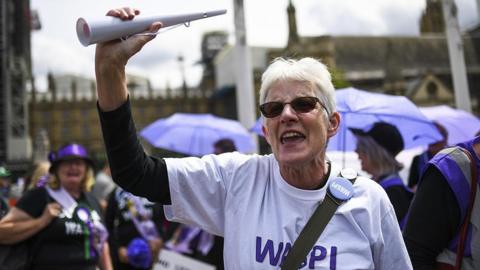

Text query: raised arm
(95, 8), (171, 203)
(95, 7), (162, 112)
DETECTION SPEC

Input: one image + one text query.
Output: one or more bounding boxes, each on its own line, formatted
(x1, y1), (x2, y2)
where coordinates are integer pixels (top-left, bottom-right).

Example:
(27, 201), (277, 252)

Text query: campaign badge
(328, 177), (354, 201)
(76, 207), (91, 223)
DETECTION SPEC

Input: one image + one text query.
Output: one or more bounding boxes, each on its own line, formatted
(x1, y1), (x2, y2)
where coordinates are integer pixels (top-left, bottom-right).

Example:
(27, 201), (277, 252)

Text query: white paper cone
(76, 9), (227, 47)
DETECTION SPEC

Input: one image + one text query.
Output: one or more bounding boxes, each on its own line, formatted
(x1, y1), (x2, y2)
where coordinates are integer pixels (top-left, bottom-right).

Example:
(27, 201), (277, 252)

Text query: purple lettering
(280, 242), (292, 266)
(330, 246), (337, 270)
(256, 237), (338, 269)
(309, 246), (327, 269)
(256, 236), (285, 266)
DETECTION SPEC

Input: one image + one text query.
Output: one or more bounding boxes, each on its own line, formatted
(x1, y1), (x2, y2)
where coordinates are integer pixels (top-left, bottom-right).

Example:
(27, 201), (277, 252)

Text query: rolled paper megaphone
(76, 9), (227, 46)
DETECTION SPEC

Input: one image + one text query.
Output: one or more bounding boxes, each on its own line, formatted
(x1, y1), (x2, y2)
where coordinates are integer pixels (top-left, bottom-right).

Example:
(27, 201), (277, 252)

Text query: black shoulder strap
(281, 169), (357, 270)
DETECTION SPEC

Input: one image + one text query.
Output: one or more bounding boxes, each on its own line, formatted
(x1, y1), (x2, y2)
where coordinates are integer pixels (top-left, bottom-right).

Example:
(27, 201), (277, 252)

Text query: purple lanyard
(125, 193), (159, 241)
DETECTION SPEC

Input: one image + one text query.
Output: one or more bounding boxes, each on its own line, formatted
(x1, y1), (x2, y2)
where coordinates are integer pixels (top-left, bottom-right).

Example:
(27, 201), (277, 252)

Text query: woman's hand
(118, 246), (129, 264)
(95, 7), (162, 70)
(39, 202), (61, 225)
(149, 237), (163, 261)
(95, 7), (162, 112)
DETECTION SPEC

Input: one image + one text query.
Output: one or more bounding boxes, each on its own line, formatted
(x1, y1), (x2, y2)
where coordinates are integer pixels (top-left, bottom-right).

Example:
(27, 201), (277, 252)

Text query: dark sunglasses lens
(261, 102), (284, 117)
(291, 97), (318, 112)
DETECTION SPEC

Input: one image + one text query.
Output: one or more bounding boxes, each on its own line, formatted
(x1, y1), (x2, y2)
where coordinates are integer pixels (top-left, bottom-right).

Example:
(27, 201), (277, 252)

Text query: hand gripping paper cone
(76, 9), (227, 46)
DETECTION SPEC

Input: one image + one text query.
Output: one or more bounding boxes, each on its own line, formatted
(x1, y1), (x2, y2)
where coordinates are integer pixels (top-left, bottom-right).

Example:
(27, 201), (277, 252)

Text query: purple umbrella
(250, 117), (263, 136)
(420, 105), (480, 145)
(140, 113), (255, 156)
(327, 88), (443, 152)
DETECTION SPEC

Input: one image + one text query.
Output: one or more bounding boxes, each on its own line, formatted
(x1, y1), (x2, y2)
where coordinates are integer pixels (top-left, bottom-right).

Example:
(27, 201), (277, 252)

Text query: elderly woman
(0, 143), (112, 270)
(94, 7), (412, 269)
(352, 122), (414, 228)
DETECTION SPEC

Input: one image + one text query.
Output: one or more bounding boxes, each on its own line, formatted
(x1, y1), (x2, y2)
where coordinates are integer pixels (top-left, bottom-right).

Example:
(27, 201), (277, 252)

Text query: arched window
(426, 81), (438, 98)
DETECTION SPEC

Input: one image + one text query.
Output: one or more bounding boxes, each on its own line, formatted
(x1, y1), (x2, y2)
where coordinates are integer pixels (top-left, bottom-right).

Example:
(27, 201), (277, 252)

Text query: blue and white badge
(328, 177), (354, 201)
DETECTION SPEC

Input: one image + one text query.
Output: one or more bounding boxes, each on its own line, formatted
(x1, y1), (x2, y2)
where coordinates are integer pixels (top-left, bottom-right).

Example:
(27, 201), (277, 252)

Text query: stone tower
(287, 0), (299, 47)
(420, 0), (445, 34)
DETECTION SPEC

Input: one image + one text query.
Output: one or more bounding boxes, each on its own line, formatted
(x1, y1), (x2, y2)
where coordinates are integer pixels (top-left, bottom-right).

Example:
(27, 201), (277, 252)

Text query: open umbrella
(140, 113), (255, 156)
(420, 105), (480, 146)
(327, 87), (443, 152)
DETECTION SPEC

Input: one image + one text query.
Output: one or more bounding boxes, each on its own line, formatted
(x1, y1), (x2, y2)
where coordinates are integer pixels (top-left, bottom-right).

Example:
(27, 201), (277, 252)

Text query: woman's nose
(280, 104), (299, 121)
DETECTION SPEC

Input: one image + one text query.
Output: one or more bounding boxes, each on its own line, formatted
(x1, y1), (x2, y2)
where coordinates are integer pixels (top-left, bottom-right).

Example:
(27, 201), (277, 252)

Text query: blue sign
(328, 177), (354, 201)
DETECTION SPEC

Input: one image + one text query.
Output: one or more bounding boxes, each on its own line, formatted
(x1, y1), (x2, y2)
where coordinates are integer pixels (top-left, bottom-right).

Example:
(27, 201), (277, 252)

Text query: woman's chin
(278, 153), (308, 167)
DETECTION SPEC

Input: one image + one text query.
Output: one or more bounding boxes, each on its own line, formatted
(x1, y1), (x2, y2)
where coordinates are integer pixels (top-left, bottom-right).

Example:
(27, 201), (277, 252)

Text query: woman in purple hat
(0, 143), (113, 270)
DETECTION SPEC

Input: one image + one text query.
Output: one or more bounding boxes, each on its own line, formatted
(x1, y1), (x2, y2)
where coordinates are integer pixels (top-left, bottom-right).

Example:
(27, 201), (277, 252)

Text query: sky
(30, 0), (479, 92)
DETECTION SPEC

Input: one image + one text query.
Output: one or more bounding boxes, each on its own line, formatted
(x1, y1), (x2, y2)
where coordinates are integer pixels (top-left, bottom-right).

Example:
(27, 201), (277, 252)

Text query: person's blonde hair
(28, 161), (51, 190)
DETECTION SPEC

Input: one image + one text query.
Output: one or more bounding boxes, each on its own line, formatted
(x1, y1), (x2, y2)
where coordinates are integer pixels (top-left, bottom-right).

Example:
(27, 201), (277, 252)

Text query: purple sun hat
(48, 143), (95, 173)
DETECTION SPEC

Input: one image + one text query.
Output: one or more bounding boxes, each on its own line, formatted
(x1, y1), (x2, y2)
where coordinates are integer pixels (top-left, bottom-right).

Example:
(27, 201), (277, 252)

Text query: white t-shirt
(165, 153), (412, 270)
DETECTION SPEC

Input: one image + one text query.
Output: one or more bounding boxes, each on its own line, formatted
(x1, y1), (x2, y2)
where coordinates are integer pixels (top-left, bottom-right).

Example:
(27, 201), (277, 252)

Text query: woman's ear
(327, 112), (340, 138)
(262, 125), (271, 145)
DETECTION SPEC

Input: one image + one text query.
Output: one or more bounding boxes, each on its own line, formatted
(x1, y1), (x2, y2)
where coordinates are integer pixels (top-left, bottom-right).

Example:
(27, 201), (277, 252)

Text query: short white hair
(258, 57), (336, 115)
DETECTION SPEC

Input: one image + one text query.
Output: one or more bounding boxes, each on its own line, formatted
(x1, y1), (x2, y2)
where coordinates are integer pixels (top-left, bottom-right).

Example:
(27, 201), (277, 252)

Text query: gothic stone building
(29, 73), (211, 164)
(212, 0), (479, 121)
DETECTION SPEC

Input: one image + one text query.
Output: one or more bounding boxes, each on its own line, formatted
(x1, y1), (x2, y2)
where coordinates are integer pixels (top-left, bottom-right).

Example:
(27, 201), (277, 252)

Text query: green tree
(330, 67), (350, 89)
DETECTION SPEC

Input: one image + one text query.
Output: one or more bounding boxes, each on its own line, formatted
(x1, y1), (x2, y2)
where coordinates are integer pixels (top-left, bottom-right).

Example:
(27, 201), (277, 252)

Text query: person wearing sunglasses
(94, 7), (411, 269)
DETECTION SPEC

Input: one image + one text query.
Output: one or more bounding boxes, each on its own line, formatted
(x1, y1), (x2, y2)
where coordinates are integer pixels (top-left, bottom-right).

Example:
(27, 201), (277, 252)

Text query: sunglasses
(259, 96), (325, 118)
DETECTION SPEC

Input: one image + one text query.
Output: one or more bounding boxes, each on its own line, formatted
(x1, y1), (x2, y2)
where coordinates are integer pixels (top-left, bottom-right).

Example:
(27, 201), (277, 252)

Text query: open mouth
(281, 131), (306, 144)
(66, 172), (81, 177)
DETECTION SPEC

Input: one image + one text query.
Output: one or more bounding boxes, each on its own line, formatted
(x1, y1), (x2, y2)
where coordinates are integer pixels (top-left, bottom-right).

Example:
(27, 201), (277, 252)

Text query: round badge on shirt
(328, 177), (354, 201)
(76, 207), (91, 223)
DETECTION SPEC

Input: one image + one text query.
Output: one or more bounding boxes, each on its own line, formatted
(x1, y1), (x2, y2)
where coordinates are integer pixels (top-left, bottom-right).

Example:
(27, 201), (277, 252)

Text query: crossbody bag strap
(281, 168), (357, 270)
(454, 147), (478, 270)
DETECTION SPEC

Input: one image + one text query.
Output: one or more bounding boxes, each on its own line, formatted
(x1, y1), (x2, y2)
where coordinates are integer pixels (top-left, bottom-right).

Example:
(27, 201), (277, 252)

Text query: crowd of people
(0, 139), (235, 270)
(0, 6), (479, 270)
